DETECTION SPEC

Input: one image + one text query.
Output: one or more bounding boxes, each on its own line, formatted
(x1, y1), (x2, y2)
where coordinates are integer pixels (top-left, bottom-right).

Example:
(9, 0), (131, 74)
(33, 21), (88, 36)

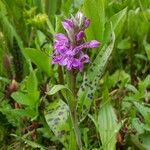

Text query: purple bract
(52, 12), (100, 71)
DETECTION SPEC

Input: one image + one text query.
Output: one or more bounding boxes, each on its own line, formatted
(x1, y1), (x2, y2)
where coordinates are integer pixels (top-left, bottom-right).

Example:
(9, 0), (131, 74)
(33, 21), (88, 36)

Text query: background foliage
(0, 0), (150, 149)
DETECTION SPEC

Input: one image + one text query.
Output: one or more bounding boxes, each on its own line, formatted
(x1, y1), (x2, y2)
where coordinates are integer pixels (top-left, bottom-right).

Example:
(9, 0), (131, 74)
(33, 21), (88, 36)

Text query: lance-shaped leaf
(98, 102), (121, 150)
(46, 84), (74, 109)
(77, 30), (115, 122)
(82, 0), (105, 41)
(46, 84), (72, 96)
(133, 102), (150, 127)
(97, 87), (121, 150)
(103, 7), (127, 43)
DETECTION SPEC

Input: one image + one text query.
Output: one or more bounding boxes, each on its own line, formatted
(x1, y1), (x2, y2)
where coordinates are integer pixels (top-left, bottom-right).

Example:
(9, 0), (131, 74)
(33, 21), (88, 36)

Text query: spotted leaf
(77, 30), (115, 122)
(44, 99), (71, 147)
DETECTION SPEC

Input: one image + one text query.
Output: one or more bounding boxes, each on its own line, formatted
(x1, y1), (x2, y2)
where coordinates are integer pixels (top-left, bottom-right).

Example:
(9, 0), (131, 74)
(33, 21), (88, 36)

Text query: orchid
(52, 12), (100, 71)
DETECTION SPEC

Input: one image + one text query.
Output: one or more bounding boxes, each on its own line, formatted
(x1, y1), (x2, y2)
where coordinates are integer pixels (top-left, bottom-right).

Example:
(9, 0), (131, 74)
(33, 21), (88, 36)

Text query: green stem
(67, 70), (82, 150)
(58, 66), (64, 85)
(129, 39), (134, 85)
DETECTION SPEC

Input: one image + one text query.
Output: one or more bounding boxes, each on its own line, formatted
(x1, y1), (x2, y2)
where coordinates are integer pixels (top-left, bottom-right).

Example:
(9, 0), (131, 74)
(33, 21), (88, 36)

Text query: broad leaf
(11, 91), (39, 107)
(44, 99), (71, 147)
(24, 48), (52, 76)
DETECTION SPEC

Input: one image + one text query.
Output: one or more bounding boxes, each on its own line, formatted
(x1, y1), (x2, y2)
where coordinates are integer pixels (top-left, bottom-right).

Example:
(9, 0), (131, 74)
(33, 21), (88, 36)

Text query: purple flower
(62, 19), (74, 31)
(76, 31), (85, 42)
(54, 34), (69, 54)
(52, 12), (100, 71)
(84, 19), (90, 28)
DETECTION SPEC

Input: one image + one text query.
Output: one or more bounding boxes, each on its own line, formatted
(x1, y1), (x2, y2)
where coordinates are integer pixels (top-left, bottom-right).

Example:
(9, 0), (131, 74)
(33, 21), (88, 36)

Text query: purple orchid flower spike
(52, 11), (100, 71)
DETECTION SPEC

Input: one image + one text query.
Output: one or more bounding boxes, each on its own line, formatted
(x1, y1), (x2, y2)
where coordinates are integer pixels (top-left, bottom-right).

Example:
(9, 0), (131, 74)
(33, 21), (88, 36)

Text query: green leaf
(46, 84), (72, 95)
(77, 30), (115, 122)
(143, 75), (150, 88)
(126, 84), (138, 93)
(0, 101), (36, 126)
(74, 0), (84, 8)
(11, 134), (46, 150)
(88, 114), (99, 131)
(28, 92), (40, 105)
(44, 99), (71, 147)
(47, 0), (57, 16)
(26, 70), (38, 93)
(104, 7), (127, 43)
(0, 7), (24, 50)
(0, 76), (10, 83)
(131, 135), (147, 150)
(98, 102), (121, 150)
(23, 48), (52, 76)
(82, 0), (105, 41)
(117, 38), (131, 50)
(140, 133), (150, 149)
(144, 41), (150, 61)
(133, 102), (150, 127)
(132, 118), (144, 134)
(11, 91), (38, 107)
(61, 0), (72, 15)
(110, 7), (127, 38)
(107, 70), (130, 88)
(128, 9), (139, 39)
(46, 84), (75, 110)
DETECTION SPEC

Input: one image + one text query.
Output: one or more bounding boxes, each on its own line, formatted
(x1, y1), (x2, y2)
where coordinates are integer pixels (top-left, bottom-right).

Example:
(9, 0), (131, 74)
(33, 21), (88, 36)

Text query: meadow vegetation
(0, 0), (150, 149)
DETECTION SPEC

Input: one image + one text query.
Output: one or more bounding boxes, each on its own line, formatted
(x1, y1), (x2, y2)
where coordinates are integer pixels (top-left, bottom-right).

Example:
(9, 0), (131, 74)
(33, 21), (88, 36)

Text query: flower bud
(75, 12), (85, 27)
(62, 19), (75, 43)
(62, 19), (74, 31)
(88, 40), (100, 48)
(3, 54), (13, 78)
(8, 79), (18, 95)
(84, 19), (90, 28)
(76, 31), (85, 41)
(3, 54), (12, 71)
(24, 7), (36, 18)
(31, 14), (48, 29)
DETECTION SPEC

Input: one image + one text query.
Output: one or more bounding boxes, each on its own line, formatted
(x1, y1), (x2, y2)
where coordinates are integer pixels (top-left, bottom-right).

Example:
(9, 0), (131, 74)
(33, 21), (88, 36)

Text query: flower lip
(54, 33), (69, 43)
(76, 31), (85, 42)
(88, 40), (100, 48)
(83, 19), (90, 28)
(62, 19), (74, 31)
